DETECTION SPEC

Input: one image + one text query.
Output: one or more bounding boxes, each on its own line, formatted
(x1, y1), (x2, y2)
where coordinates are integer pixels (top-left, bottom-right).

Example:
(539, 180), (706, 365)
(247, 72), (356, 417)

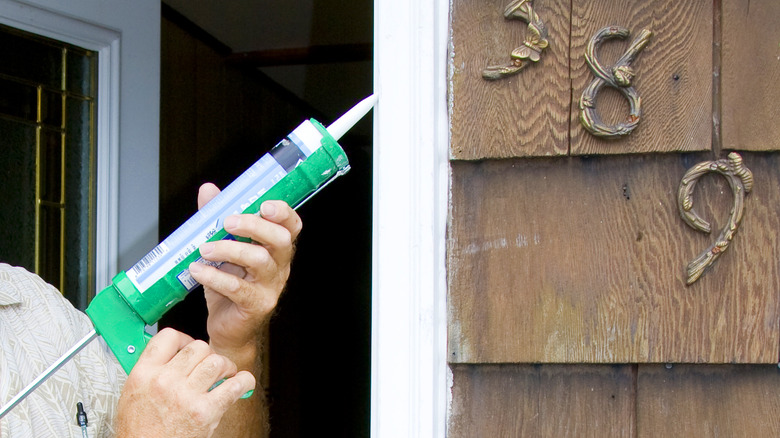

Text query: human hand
(115, 328), (255, 438)
(188, 182), (302, 364)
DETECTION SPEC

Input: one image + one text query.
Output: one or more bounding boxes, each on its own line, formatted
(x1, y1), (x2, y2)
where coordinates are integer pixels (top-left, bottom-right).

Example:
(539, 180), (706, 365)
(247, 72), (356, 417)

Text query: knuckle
(205, 353), (231, 373)
(277, 228), (294, 248)
(291, 214), (303, 235)
(159, 327), (177, 336)
(188, 402), (212, 426)
(250, 246), (272, 267)
(198, 355), (220, 376)
(150, 373), (173, 394)
(227, 274), (242, 293)
(181, 339), (211, 358)
(190, 339), (212, 354)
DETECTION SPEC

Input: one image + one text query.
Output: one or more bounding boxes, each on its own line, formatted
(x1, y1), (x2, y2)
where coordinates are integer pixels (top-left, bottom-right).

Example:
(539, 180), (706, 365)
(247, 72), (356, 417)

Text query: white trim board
(372, 0), (450, 435)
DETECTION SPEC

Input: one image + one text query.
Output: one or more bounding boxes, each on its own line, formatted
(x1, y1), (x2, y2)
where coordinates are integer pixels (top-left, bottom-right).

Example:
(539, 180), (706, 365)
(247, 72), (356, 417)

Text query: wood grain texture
(569, 0), (712, 155)
(450, 0), (571, 159)
(449, 364), (636, 437)
(638, 365), (780, 437)
(721, 0), (780, 151)
(448, 153), (780, 363)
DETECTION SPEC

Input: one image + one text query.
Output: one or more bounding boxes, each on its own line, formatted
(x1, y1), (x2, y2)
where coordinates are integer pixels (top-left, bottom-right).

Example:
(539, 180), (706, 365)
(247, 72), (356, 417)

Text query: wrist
(210, 340), (260, 371)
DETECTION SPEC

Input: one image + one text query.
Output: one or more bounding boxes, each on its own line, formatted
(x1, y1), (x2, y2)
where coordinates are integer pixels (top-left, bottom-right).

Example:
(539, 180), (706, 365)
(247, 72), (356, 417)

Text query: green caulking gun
(0, 95), (377, 418)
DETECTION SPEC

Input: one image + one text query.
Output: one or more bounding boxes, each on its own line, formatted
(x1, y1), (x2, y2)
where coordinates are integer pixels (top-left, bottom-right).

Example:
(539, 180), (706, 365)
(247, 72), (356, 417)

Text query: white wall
(0, 0), (160, 279)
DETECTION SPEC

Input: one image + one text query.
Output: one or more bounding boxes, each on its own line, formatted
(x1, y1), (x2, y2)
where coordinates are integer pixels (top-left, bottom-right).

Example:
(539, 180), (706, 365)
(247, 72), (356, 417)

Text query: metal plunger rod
(0, 329), (98, 418)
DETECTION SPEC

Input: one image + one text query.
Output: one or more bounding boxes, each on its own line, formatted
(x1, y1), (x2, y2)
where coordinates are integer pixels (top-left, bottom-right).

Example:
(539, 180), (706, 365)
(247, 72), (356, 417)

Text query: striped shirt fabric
(0, 263), (126, 437)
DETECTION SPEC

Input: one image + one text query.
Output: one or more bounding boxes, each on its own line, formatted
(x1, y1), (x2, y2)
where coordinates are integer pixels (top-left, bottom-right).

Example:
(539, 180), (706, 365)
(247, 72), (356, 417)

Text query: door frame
(372, 0), (449, 435)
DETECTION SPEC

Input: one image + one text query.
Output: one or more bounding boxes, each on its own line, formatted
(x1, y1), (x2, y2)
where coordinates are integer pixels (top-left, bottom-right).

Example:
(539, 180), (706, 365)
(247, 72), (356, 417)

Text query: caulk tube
(86, 116), (354, 374)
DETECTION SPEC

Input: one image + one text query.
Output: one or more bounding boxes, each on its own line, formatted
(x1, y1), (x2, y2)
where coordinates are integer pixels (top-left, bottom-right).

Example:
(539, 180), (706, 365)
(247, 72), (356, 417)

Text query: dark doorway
(158, 3), (372, 436)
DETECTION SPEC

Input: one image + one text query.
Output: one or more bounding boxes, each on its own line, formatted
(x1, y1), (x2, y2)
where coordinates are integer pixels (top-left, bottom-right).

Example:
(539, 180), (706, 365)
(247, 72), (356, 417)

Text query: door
(0, 24), (98, 309)
(447, 0), (780, 435)
(0, 0), (160, 290)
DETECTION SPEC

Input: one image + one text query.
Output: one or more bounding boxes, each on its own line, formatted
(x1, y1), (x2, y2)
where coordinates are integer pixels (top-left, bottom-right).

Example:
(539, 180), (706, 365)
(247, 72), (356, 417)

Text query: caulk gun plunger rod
(0, 329), (98, 419)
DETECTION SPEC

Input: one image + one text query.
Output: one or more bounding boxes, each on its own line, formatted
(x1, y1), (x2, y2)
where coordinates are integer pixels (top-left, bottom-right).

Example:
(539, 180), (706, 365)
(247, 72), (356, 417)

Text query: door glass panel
(0, 118), (37, 270)
(0, 77), (37, 121)
(0, 24), (97, 310)
(0, 26), (63, 89)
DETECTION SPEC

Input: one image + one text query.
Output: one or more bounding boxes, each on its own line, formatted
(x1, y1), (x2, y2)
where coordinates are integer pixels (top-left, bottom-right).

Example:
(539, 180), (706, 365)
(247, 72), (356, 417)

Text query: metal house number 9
(677, 152), (753, 285)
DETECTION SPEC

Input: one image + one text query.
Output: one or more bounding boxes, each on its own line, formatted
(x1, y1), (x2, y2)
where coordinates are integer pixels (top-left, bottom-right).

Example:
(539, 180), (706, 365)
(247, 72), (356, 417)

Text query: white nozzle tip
(326, 94), (377, 141)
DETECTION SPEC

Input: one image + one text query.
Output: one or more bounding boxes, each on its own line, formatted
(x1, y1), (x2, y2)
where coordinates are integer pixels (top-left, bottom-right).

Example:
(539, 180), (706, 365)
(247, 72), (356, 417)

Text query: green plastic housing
(85, 120), (349, 374)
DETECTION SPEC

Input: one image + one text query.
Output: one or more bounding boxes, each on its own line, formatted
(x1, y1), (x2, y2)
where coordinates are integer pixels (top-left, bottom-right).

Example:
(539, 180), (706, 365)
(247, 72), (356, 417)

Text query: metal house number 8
(579, 26), (653, 139)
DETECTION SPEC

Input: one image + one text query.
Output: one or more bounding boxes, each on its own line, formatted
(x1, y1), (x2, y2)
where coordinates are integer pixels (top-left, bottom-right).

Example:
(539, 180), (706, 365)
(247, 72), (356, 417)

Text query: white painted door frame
(372, 0), (450, 436)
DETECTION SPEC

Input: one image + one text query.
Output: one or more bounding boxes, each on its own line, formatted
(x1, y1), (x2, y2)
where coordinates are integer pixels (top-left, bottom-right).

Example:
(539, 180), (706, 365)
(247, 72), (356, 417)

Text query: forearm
(212, 339), (269, 437)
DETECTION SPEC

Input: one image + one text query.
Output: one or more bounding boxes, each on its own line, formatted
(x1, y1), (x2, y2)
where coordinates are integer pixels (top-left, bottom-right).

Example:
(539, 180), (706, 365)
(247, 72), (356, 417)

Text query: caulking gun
(0, 94), (377, 418)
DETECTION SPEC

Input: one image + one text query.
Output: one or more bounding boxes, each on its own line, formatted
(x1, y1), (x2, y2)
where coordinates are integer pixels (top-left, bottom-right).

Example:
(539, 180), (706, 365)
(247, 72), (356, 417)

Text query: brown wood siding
(449, 153), (780, 364)
(449, 364), (780, 436)
(449, 364), (636, 437)
(569, 0), (713, 155)
(448, 0), (780, 435)
(721, 0), (780, 152)
(450, 0), (571, 159)
(450, 0), (712, 159)
(637, 365), (780, 437)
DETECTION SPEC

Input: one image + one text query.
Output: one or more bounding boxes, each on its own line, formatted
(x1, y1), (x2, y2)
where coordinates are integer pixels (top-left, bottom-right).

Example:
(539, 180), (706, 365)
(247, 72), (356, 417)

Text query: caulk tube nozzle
(326, 94), (377, 141)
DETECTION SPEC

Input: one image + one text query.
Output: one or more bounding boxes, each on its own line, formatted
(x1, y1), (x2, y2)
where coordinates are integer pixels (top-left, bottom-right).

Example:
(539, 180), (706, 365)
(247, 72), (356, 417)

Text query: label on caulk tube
(126, 120), (325, 293)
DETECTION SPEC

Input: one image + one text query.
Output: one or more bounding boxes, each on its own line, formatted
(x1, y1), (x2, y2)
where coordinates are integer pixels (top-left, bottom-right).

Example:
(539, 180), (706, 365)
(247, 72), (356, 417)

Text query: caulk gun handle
(85, 274), (253, 398)
(85, 273), (152, 375)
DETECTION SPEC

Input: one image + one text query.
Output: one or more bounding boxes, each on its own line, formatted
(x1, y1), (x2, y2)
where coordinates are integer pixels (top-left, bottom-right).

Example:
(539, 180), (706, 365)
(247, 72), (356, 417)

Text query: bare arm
(189, 183), (302, 437)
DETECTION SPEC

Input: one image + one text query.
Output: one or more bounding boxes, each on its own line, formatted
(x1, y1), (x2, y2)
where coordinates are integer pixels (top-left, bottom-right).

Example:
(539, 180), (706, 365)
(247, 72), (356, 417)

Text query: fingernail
(200, 242), (215, 255)
(189, 262), (203, 273)
(261, 202), (276, 217)
(224, 215), (238, 230)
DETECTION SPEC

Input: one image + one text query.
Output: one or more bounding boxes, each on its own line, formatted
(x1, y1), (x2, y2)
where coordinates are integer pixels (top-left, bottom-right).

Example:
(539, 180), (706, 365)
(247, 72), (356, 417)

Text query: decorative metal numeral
(579, 26), (652, 138)
(482, 0), (548, 80)
(678, 152), (753, 285)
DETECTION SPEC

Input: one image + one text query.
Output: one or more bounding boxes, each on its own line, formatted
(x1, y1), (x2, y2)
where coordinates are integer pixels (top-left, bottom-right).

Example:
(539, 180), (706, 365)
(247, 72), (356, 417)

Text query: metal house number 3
(482, 0), (549, 80)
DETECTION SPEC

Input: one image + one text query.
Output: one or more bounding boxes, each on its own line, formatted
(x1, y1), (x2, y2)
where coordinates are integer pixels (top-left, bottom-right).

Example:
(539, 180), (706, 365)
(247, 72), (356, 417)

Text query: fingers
(205, 371), (256, 407)
(119, 326), (255, 437)
(196, 183), (302, 242)
(198, 182), (221, 210)
(227, 203), (299, 254)
(139, 328), (254, 396)
(260, 200), (303, 241)
(198, 208), (298, 271)
(188, 351), (238, 391)
(197, 239), (277, 281)
(189, 261), (276, 312)
(136, 327), (195, 367)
